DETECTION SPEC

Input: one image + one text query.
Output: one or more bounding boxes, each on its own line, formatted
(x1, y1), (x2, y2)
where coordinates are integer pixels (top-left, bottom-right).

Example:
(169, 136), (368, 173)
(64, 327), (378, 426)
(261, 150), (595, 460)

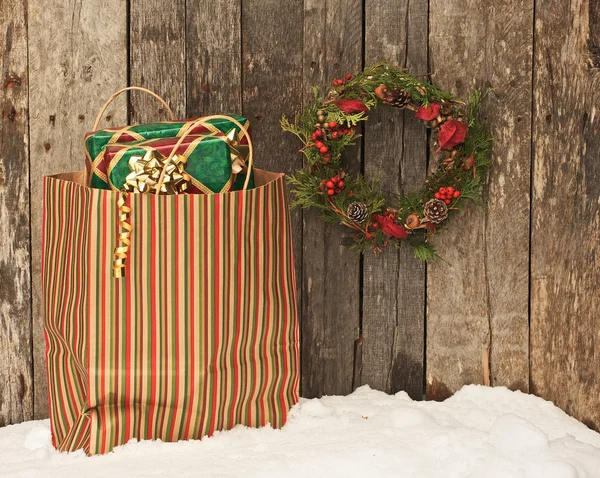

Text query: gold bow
(224, 128), (250, 174)
(124, 150), (191, 195)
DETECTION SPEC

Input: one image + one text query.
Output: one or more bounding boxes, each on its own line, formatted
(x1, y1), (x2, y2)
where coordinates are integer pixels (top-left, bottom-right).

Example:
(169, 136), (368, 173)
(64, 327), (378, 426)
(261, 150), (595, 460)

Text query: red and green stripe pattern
(43, 170), (299, 455)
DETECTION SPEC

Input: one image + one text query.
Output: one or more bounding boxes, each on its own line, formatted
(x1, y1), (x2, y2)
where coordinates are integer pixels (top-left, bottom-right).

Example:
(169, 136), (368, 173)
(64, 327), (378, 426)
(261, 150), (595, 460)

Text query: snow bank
(1, 385), (599, 477)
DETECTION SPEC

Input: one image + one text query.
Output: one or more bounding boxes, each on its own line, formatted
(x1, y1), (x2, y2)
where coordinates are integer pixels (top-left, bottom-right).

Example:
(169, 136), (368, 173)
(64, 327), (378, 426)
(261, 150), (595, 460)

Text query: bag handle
(158, 115), (254, 191)
(92, 86), (175, 131)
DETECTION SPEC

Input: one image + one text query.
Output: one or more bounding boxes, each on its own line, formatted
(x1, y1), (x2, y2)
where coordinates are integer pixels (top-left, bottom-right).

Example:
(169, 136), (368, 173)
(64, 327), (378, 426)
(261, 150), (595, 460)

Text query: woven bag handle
(92, 86), (175, 131)
(159, 115), (254, 191)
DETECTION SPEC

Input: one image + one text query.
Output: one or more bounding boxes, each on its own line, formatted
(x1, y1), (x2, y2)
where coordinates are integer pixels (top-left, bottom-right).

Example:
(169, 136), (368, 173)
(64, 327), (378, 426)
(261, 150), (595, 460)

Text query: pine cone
(373, 84), (410, 108)
(385, 88), (410, 107)
(347, 202), (369, 223)
(423, 199), (448, 224)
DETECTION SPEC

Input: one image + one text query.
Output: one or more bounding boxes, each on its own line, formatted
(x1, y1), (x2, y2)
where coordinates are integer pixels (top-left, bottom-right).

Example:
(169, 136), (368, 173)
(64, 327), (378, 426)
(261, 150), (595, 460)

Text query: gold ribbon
(113, 150), (191, 278)
(113, 193), (132, 278)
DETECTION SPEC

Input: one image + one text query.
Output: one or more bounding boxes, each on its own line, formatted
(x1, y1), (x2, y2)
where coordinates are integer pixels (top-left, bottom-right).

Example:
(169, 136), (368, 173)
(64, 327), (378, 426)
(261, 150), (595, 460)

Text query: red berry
(439, 187), (447, 194)
(337, 180), (345, 188)
(314, 129), (323, 138)
(315, 141), (324, 149)
(371, 222), (379, 229)
(344, 128), (351, 135)
(319, 146), (329, 154)
(329, 121), (337, 129)
(345, 73), (352, 81)
(327, 189), (335, 196)
(453, 190), (461, 198)
(332, 132), (339, 139)
(332, 175), (341, 183)
(326, 180), (335, 189)
(444, 199), (451, 205)
(434, 192), (441, 199)
(311, 132), (318, 141)
(447, 186), (454, 194)
(332, 80), (338, 86)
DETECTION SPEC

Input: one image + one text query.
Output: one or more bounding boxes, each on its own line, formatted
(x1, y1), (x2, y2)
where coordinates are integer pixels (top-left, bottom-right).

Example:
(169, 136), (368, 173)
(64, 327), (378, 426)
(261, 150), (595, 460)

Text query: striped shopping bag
(42, 106), (298, 455)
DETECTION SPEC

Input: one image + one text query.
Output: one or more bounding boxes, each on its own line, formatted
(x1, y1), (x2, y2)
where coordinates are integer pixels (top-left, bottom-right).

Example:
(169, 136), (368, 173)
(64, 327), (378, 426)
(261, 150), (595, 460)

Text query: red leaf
(334, 98), (369, 114)
(437, 119), (468, 151)
(415, 103), (440, 121)
(374, 214), (408, 240)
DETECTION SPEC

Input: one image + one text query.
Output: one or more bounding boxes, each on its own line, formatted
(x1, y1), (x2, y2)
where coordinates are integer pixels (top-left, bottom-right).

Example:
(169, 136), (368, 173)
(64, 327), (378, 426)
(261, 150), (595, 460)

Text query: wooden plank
(301, 0), (363, 397)
(530, 0), (600, 430)
(28, 0), (128, 418)
(130, 0), (186, 121)
(427, 0), (533, 399)
(0, 0), (32, 426)
(359, 0), (427, 399)
(186, 0), (242, 115)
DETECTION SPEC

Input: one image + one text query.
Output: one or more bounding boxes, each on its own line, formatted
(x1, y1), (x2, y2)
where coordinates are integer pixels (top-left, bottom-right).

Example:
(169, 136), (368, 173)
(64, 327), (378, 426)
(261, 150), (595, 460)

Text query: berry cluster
(311, 114), (354, 163)
(322, 174), (345, 196)
(332, 73), (352, 87)
(433, 186), (460, 205)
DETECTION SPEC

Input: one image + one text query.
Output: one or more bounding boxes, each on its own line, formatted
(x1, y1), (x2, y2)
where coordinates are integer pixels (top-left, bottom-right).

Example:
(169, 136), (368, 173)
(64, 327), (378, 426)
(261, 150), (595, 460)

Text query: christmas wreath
(281, 63), (492, 260)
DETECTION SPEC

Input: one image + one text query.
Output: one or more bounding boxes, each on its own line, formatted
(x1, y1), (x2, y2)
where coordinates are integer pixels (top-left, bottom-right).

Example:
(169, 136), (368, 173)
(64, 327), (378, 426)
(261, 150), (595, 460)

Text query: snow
(2, 385), (600, 478)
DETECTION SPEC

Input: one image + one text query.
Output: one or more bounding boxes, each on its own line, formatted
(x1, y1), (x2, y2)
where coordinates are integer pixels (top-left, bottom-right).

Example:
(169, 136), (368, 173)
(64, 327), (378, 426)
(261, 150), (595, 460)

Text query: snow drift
(1, 385), (599, 477)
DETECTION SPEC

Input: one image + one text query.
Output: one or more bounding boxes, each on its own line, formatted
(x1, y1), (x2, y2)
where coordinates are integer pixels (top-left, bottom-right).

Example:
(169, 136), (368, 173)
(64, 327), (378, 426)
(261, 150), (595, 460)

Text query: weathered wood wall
(0, 0), (599, 430)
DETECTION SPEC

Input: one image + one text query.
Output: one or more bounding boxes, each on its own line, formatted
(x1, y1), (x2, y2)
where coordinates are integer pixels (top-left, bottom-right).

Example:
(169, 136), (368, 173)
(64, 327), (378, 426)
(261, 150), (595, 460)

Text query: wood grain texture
(187, 0), (242, 115)
(0, 0), (598, 430)
(0, 0), (32, 426)
(130, 0), (186, 121)
(427, 0), (533, 399)
(28, 0), (127, 418)
(301, 0), (363, 398)
(359, 0), (428, 399)
(530, 0), (600, 430)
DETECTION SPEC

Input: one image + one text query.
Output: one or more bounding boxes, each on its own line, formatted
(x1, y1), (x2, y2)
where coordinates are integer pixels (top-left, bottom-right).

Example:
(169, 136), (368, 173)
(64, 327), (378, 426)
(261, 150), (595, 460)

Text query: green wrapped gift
(85, 114), (250, 190)
(104, 133), (247, 194)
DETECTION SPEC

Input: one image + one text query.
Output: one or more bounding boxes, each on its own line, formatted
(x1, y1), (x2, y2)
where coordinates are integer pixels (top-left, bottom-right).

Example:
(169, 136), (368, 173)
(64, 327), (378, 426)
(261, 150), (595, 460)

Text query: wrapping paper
(85, 115), (250, 190)
(42, 169), (299, 455)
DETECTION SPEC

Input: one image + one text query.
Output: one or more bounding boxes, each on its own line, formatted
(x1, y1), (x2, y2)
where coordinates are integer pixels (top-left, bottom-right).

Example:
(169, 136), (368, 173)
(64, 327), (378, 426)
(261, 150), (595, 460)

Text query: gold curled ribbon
(113, 192), (132, 278)
(113, 149), (191, 278)
(224, 128), (250, 174)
